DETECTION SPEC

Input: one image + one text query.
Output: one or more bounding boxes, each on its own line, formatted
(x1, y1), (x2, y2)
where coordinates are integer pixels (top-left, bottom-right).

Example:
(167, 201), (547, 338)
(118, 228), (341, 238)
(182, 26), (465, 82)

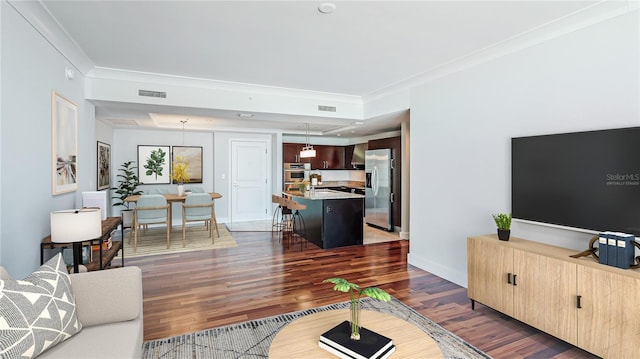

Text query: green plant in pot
(323, 277), (390, 341)
(112, 161), (143, 226)
(492, 213), (512, 241)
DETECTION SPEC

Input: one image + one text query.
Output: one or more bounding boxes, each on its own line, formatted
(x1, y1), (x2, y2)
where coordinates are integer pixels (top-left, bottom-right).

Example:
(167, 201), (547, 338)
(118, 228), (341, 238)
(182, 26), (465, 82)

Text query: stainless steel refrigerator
(365, 149), (393, 231)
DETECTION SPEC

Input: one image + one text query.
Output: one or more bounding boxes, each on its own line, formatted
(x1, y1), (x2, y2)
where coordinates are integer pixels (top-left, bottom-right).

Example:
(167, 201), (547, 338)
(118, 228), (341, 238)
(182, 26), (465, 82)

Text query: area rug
(117, 225), (237, 258)
(142, 297), (491, 359)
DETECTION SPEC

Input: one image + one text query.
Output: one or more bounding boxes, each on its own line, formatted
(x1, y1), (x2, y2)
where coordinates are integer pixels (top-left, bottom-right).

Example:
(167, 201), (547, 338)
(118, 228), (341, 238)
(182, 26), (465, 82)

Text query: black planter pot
(497, 229), (510, 241)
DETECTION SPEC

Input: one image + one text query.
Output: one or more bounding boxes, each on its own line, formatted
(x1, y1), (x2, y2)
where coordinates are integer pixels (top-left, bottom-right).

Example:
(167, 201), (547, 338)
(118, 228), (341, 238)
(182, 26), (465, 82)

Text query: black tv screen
(512, 127), (640, 236)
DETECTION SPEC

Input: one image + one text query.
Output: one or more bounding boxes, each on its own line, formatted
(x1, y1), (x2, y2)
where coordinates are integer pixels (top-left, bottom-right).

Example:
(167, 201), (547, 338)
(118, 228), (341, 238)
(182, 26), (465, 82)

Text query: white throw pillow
(0, 253), (82, 358)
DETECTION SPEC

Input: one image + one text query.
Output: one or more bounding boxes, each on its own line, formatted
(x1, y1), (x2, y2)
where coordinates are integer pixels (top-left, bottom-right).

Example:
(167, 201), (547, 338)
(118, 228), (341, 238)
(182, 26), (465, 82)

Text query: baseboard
(408, 252), (467, 288)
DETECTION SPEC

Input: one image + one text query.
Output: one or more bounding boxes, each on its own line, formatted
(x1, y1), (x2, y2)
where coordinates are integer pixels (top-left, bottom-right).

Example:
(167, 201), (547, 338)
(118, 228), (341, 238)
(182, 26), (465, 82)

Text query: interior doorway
(230, 140), (270, 222)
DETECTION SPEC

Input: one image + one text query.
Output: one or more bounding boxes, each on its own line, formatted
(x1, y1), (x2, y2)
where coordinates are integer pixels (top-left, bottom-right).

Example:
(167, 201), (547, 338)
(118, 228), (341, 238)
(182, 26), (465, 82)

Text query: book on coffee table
(318, 320), (395, 359)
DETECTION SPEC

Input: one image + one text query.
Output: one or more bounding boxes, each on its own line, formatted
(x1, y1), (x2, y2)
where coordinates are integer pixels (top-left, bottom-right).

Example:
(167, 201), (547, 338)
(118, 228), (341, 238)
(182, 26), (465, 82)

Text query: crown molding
(363, 0), (637, 106)
(8, 0), (94, 75)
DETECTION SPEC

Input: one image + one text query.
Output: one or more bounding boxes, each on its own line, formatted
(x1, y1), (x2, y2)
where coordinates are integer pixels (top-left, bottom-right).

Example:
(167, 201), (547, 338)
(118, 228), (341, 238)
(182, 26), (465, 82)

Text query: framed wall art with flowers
(172, 146), (202, 184)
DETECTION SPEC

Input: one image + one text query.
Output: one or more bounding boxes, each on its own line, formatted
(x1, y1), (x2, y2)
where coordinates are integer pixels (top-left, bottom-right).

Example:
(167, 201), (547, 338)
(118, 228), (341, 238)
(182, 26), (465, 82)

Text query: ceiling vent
(318, 105), (337, 112)
(138, 89), (166, 98)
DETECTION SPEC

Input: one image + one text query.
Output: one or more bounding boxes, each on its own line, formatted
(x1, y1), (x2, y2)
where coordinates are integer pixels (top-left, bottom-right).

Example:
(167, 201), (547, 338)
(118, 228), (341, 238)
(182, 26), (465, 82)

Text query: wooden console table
(41, 216), (124, 271)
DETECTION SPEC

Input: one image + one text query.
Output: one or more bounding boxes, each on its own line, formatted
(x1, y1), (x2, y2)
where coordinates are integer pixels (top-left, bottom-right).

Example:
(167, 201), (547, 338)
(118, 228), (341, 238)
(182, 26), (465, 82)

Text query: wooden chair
(133, 194), (170, 251)
(182, 193), (215, 247)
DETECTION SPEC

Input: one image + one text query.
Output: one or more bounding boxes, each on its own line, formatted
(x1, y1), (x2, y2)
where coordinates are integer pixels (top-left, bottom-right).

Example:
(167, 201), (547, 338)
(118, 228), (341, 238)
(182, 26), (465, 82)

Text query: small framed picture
(97, 141), (111, 190)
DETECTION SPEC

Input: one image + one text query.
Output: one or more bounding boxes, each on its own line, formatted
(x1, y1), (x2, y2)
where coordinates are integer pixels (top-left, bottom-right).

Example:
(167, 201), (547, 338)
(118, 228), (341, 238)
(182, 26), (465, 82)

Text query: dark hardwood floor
(124, 230), (597, 359)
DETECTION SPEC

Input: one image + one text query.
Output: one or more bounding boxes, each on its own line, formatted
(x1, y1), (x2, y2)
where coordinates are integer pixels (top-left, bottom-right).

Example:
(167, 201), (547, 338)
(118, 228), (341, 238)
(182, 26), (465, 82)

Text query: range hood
(350, 143), (367, 169)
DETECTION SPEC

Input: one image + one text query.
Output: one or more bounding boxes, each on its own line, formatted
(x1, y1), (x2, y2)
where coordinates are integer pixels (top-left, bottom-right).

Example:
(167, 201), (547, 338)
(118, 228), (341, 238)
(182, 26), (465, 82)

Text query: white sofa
(0, 266), (144, 358)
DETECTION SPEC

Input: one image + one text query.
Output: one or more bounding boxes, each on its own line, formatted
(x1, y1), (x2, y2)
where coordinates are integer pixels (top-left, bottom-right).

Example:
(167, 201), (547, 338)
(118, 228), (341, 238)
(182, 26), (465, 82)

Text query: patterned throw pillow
(0, 253), (82, 358)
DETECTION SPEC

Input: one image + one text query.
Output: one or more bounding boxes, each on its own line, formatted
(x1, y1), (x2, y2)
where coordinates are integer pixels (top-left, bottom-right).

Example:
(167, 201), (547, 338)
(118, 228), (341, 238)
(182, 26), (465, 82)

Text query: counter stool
(271, 195), (284, 236)
(284, 199), (307, 251)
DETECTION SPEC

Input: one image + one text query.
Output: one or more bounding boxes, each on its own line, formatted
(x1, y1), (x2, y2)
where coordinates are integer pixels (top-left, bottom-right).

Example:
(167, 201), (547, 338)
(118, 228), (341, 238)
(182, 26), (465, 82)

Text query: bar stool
(271, 195), (284, 236)
(284, 198), (307, 251)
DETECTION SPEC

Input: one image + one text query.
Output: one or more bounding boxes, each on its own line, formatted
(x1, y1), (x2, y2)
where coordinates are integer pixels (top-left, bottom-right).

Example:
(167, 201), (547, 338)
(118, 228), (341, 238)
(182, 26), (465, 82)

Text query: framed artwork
(97, 141), (111, 190)
(52, 91), (78, 195)
(138, 145), (171, 184)
(172, 146), (203, 184)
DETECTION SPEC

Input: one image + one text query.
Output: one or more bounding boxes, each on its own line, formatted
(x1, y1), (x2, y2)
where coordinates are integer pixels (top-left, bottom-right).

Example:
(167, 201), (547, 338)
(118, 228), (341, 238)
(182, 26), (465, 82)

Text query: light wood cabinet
(577, 265), (640, 358)
(468, 235), (640, 357)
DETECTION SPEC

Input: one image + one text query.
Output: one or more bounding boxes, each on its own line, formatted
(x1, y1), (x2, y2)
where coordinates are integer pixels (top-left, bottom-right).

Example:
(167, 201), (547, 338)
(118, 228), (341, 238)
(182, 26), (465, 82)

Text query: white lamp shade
(299, 146), (316, 158)
(50, 208), (102, 243)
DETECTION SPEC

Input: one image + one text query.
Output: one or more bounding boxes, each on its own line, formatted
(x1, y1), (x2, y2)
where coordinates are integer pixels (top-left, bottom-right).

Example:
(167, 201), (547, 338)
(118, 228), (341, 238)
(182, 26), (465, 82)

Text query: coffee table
(269, 309), (443, 358)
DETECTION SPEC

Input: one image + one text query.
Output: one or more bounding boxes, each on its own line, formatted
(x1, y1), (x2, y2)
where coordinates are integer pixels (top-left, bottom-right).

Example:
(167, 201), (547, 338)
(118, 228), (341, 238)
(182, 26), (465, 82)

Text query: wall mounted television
(512, 127), (640, 237)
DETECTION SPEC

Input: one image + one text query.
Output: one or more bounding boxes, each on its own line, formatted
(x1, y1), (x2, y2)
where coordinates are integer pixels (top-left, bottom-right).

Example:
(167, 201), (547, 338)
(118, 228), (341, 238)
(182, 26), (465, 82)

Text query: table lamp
(50, 208), (102, 273)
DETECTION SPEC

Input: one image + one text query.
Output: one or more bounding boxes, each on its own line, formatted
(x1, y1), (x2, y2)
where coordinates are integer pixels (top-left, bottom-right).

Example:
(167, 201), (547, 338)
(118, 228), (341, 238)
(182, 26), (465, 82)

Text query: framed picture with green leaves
(137, 145), (171, 184)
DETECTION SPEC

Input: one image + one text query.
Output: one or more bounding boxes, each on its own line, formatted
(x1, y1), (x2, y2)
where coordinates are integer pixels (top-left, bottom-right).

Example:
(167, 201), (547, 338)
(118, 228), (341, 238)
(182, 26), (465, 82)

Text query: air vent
(138, 89), (166, 98)
(318, 105), (337, 112)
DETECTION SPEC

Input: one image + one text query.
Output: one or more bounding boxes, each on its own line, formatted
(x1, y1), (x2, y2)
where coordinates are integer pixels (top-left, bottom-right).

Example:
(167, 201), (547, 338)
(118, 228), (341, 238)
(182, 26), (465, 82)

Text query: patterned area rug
(116, 225), (237, 258)
(142, 297), (491, 359)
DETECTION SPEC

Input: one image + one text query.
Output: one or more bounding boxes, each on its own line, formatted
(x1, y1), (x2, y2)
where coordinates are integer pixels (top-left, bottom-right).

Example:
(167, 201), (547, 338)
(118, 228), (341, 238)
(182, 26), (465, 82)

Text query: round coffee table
(269, 309), (443, 358)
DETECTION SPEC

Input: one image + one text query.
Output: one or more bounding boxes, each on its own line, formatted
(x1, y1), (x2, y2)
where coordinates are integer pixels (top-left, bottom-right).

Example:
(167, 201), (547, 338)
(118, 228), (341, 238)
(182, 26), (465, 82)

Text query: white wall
(0, 2), (95, 278)
(409, 10), (639, 287)
(111, 128), (214, 224)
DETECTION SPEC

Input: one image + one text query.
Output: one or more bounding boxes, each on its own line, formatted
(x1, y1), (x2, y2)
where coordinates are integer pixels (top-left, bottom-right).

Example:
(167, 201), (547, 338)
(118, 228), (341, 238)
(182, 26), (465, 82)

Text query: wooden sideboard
(467, 234), (640, 358)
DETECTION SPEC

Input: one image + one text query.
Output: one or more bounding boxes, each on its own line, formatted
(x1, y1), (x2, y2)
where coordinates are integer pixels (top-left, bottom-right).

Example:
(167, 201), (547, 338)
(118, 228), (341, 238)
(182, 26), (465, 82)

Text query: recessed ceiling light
(238, 113), (253, 118)
(318, 2), (336, 14)
(351, 121), (364, 125)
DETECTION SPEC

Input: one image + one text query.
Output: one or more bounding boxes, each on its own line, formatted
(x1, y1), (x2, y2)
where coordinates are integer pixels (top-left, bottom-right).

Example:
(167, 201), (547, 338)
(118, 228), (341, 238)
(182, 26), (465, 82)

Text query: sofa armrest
(70, 266), (142, 327)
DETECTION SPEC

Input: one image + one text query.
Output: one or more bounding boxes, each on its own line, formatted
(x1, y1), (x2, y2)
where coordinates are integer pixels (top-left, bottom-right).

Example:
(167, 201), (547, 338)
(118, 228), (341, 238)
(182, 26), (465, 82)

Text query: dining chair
(133, 194), (170, 251)
(182, 193), (215, 247)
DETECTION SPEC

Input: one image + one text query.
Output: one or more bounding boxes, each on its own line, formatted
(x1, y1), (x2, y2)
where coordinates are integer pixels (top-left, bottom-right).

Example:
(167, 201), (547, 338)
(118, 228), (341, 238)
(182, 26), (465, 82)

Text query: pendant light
(299, 123), (316, 158)
(180, 119), (187, 144)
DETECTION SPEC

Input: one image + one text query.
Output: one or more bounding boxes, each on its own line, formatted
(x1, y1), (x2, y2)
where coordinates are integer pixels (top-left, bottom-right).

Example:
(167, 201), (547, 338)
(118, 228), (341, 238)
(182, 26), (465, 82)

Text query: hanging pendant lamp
(299, 123), (316, 158)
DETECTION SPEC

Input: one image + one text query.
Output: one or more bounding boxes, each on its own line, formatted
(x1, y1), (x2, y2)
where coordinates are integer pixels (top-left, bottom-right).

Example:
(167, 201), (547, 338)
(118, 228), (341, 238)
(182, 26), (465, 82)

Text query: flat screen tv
(512, 127), (640, 236)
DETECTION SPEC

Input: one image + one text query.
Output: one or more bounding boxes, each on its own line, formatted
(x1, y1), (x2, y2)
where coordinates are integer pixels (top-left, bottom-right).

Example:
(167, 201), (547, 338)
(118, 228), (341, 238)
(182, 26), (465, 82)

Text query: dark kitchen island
(285, 189), (364, 249)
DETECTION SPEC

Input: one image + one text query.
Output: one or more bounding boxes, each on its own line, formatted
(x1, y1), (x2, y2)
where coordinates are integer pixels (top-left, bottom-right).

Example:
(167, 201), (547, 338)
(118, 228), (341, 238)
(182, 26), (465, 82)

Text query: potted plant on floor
(323, 277), (391, 340)
(492, 213), (512, 241)
(112, 161), (143, 228)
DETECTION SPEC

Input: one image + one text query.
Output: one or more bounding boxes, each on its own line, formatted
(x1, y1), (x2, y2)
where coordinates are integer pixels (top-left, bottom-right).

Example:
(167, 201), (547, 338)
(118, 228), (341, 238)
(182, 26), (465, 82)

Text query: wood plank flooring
(124, 231), (598, 359)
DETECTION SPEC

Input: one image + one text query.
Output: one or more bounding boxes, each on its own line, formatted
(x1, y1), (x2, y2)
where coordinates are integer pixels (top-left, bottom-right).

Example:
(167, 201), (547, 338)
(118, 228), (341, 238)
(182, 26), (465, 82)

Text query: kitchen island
(285, 189), (364, 249)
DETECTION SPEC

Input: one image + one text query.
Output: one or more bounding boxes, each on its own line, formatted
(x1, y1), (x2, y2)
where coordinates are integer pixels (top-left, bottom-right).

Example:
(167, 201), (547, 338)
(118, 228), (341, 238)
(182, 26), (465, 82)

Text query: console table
(41, 216), (124, 271)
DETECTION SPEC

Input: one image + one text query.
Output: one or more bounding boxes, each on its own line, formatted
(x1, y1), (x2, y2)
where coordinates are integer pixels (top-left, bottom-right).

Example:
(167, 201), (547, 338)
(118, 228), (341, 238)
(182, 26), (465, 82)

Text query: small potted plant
(492, 213), (512, 241)
(112, 161), (143, 227)
(323, 277), (391, 340)
(171, 156), (190, 195)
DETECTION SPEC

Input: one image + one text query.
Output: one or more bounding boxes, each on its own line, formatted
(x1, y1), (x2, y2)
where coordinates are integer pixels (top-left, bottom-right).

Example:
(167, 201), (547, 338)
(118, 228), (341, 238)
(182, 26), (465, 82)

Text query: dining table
(125, 192), (222, 231)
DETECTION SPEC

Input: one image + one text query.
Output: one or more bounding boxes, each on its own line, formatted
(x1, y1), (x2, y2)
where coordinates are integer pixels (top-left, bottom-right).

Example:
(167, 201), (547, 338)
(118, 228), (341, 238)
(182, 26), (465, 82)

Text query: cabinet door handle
(577, 295), (582, 309)
(513, 274), (517, 286)
(507, 273), (512, 284)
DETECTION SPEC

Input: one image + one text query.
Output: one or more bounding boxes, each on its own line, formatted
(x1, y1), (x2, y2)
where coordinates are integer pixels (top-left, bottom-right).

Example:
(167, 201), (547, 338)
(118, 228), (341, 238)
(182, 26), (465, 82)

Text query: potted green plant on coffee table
(323, 277), (391, 340)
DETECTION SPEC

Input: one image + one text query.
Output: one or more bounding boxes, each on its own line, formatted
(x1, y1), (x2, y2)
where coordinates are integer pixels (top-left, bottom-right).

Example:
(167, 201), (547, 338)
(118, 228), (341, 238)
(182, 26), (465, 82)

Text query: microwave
(284, 163), (310, 183)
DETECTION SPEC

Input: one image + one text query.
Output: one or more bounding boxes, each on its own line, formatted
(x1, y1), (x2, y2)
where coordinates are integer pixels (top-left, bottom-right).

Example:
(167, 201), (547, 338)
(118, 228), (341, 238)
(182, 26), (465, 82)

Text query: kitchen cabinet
(283, 143), (303, 163)
(283, 143), (346, 169)
(467, 235), (640, 357)
(310, 145), (345, 169)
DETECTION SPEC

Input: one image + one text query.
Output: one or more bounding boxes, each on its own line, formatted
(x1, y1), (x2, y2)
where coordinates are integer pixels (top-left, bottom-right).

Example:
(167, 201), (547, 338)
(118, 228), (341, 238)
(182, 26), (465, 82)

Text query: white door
(231, 140), (269, 222)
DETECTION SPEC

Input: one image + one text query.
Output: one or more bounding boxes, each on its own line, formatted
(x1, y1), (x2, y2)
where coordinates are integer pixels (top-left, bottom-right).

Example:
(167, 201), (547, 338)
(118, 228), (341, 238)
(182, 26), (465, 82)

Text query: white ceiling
(40, 0), (600, 138)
